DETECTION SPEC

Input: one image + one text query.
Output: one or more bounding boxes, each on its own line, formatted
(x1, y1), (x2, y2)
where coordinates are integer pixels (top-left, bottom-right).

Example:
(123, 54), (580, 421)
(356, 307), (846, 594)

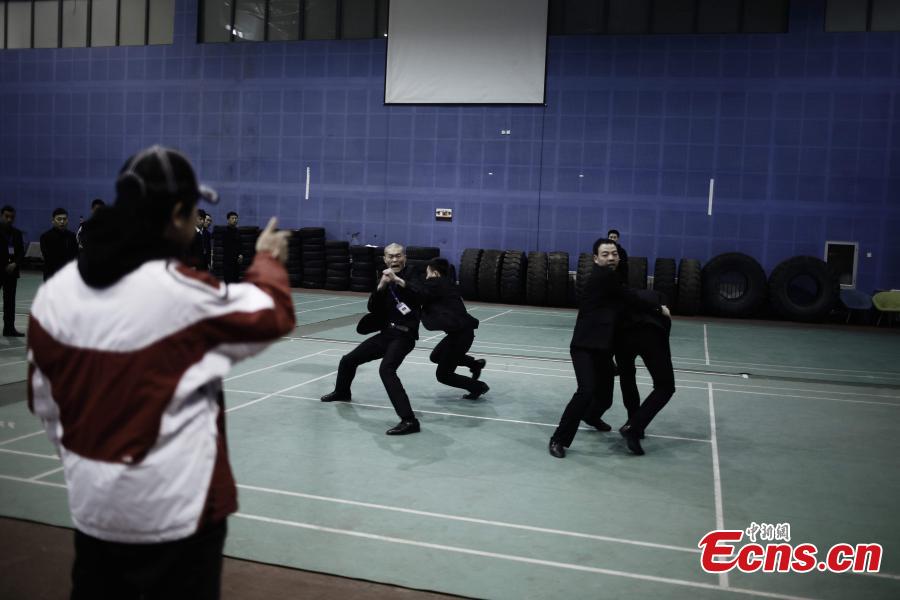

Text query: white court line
(0, 447), (58, 460)
(227, 389), (711, 445)
(237, 483), (699, 554)
(0, 359), (26, 368)
(0, 346), (27, 353)
(0, 430), (44, 446)
(479, 309), (513, 323)
(225, 370), (338, 413)
(29, 465), (64, 481)
(234, 512), (818, 600)
(0, 473), (828, 598)
(295, 300), (366, 314)
(704, 324), (710, 366)
(708, 383), (728, 589)
(292, 296), (340, 306)
(421, 332), (444, 343)
(224, 349), (332, 382)
(712, 387), (900, 408)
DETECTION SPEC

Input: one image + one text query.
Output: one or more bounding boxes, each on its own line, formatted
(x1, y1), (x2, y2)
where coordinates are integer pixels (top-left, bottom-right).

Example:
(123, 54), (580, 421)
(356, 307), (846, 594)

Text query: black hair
(91, 198), (106, 209)
(592, 238), (618, 256)
(427, 257), (450, 277)
(52, 208), (68, 218)
(198, 208), (208, 219)
(78, 147), (205, 288)
(226, 211), (238, 219)
(607, 229), (620, 237)
(1, 205), (14, 214)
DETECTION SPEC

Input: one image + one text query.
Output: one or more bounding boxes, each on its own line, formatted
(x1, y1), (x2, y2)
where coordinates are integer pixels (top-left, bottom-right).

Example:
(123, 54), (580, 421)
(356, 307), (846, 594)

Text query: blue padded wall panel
(0, 0), (898, 289)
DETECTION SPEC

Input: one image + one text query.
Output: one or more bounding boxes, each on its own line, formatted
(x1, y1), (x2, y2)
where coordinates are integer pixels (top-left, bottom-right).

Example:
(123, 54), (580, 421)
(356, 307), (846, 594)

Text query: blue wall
(1, 0), (898, 291)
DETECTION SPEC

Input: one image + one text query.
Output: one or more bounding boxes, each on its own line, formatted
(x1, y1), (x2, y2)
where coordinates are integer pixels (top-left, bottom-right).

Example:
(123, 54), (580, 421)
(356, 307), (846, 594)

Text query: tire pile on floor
(324, 241), (350, 290)
(458, 247), (840, 323)
(298, 227), (325, 288)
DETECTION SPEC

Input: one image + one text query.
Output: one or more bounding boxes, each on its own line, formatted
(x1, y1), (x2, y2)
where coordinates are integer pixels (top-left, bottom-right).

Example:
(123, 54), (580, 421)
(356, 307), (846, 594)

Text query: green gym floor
(1, 272), (899, 599)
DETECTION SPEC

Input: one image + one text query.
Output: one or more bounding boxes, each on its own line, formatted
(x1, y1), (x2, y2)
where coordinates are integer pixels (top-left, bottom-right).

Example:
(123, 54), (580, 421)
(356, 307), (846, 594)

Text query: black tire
(349, 283), (374, 292)
(325, 240), (349, 250)
(575, 253), (593, 302)
(303, 267), (325, 277)
(547, 252), (569, 307)
(525, 252), (548, 306)
(478, 250), (505, 303)
(406, 246), (441, 260)
(299, 227), (325, 238)
(675, 259), (702, 316)
(701, 253), (768, 317)
(459, 248), (482, 300)
(653, 258), (677, 306)
(350, 245), (372, 257)
(500, 251), (527, 304)
(627, 257), (648, 289)
(326, 263), (351, 272)
(768, 256), (839, 322)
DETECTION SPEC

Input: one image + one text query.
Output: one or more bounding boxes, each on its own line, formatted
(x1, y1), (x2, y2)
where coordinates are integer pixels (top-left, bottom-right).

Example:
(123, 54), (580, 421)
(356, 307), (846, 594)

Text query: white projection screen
(385, 0), (549, 105)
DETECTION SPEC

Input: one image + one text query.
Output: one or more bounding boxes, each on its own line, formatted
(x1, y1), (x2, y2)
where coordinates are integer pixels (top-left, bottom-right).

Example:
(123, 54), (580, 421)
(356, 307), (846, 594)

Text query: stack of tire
(477, 250), (506, 303)
(286, 231), (303, 287)
(324, 241), (350, 291)
(700, 253), (768, 318)
(299, 227), (326, 288)
(575, 253), (594, 303)
(459, 249), (482, 300)
(675, 258), (702, 315)
(523, 251), (568, 307)
(349, 246), (376, 292)
(237, 226), (260, 280)
(499, 251), (527, 303)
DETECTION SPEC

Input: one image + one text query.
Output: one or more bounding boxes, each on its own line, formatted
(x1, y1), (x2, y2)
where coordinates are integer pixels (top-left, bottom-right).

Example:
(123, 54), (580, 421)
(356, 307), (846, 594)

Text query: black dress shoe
(548, 439), (566, 458)
(2, 329), (24, 337)
(619, 422), (645, 439)
(463, 382), (489, 400)
(320, 391), (351, 402)
(386, 419), (420, 435)
(470, 359), (486, 381)
(583, 417), (612, 432)
(619, 424), (645, 456)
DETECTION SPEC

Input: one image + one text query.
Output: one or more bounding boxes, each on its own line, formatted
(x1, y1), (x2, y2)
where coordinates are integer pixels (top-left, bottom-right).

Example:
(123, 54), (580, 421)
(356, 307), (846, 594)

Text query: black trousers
(615, 326), (675, 433)
(335, 332), (417, 420)
(71, 521), (227, 600)
(429, 329), (480, 393)
(0, 274), (16, 330)
(552, 348), (615, 447)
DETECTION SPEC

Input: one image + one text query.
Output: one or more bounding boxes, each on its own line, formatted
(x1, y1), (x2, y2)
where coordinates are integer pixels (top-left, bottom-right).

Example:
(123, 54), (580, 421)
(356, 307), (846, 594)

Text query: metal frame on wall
(0, 0), (171, 49)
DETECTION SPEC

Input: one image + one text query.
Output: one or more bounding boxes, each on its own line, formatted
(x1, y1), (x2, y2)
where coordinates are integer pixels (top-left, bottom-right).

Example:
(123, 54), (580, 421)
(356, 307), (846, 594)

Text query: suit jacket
(186, 229), (207, 270)
(222, 226), (244, 271)
(419, 277), (479, 333)
(357, 266), (423, 340)
(201, 228), (212, 268)
(615, 243), (629, 284)
(40, 227), (79, 280)
(619, 289), (672, 335)
(0, 226), (25, 279)
(570, 263), (660, 351)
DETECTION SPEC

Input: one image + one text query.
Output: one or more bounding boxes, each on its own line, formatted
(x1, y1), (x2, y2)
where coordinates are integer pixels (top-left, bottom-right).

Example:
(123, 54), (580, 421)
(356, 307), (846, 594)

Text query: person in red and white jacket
(27, 146), (295, 599)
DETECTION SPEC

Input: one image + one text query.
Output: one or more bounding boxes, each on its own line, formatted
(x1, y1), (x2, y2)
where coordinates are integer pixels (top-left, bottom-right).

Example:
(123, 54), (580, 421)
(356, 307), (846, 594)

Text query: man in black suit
(201, 212), (212, 270)
(421, 257), (488, 399)
(186, 209), (208, 270)
(40, 208), (79, 281)
(614, 289), (676, 455)
(0, 205), (25, 336)
(222, 211), (244, 283)
(320, 243), (424, 435)
(549, 238), (669, 458)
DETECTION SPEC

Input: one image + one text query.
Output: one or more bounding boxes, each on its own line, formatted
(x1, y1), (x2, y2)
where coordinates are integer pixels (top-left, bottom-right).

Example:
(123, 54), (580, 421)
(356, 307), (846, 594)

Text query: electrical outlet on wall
(435, 208), (452, 222)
